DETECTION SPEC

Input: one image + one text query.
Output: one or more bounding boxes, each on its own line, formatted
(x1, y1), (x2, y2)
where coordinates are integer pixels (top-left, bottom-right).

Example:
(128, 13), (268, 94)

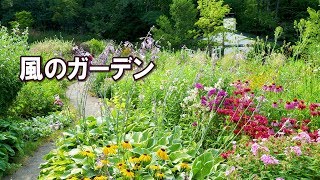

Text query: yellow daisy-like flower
(117, 162), (126, 170)
(81, 150), (94, 158)
(139, 154), (152, 162)
(156, 148), (169, 160)
(149, 164), (160, 171)
(133, 163), (141, 170)
(111, 144), (118, 150)
(180, 162), (190, 170)
(103, 145), (117, 156)
(122, 169), (134, 178)
(122, 141), (132, 149)
(83, 178), (91, 180)
(129, 156), (140, 163)
(155, 172), (165, 179)
(93, 176), (108, 180)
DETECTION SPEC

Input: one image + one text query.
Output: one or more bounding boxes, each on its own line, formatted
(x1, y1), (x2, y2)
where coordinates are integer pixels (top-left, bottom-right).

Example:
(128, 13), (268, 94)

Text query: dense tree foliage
(0, 0), (318, 42)
(224, 0), (319, 41)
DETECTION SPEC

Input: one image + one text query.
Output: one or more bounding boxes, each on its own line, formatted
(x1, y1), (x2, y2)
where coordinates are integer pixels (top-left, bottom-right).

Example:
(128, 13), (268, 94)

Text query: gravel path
(3, 81), (101, 180)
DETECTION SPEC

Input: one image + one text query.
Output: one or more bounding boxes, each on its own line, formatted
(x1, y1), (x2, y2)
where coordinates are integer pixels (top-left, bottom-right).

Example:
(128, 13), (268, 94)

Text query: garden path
(3, 81), (101, 180)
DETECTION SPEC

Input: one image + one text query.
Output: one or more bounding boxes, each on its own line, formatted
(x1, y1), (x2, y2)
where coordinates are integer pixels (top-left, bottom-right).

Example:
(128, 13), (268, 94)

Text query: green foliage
(293, 8), (320, 64)
(154, 0), (197, 48)
(0, 26), (28, 116)
(10, 11), (34, 29)
(195, 0), (230, 45)
(82, 39), (106, 56)
(9, 80), (66, 118)
(0, 111), (73, 178)
(226, 136), (320, 179)
(0, 119), (24, 177)
(39, 117), (223, 179)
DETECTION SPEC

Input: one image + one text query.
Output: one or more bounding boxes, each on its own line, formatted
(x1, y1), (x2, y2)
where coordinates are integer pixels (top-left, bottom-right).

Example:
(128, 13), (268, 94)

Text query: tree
(153, 0), (197, 48)
(195, 0), (230, 48)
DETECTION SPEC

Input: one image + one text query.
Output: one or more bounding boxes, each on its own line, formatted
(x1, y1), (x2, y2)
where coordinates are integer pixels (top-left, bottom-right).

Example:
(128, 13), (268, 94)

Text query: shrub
(9, 11), (34, 29)
(0, 26), (28, 116)
(82, 38), (106, 56)
(9, 80), (65, 118)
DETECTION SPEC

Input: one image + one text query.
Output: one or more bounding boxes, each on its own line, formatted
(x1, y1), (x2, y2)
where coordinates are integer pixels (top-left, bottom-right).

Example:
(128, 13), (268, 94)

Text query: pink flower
(285, 102), (295, 110)
(290, 146), (302, 156)
(251, 143), (259, 156)
(260, 154), (279, 165)
(276, 178), (285, 180)
(272, 102), (279, 108)
(192, 122), (198, 127)
(292, 132), (311, 143)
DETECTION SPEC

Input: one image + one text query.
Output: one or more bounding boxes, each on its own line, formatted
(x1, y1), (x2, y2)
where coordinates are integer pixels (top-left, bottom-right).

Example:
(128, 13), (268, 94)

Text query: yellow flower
(139, 154), (151, 162)
(111, 144), (118, 150)
(68, 177), (79, 180)
(93, 176), (108, 180)
(180, 162), (190, 170)
(117, 162), (126, 170)
(96, 159), (109, 169)
(101, 160), (109, 165)
(122, 141), (132, 149)
(156, 148), (169, 160)
(81, 150), (94, 158)
(122, 169), (134, 178)
(83, 178), (91, 180)
(149, 164), (160, 171)
(155, 172), (165, 179)
(103, 145), (117, 156)
(133, 163), (141, 170)
(129, 156), (140, 163)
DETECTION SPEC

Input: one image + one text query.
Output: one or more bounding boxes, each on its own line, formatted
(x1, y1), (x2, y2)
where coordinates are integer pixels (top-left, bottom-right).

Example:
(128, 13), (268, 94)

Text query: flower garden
(0, 4), (320, 180)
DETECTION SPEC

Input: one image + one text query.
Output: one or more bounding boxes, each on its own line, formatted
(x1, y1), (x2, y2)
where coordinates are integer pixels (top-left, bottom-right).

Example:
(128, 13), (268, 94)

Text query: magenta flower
(217, 90), (227, 97)
(195, 83), (204, 89)
(285, 102), (295, 110)
(260, 154), (279, 165)
(208, 88), (217, 97)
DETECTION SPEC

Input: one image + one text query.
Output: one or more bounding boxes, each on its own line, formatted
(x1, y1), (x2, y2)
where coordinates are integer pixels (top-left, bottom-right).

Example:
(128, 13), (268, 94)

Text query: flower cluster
(260, 154), (279, 165)
(262, 83), (283, 93)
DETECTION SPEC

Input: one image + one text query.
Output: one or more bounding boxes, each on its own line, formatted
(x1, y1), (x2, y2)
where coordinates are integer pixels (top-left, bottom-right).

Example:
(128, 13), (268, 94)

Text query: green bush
(0, 26), (28, 116)
(0, 119), (24, 177)
(9, 11), (34, 29)
(81, 38), (106, 56)
(9, 80), (65, 118)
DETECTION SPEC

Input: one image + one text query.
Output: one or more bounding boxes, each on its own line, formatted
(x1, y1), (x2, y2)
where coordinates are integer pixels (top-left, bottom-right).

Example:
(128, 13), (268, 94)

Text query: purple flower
(195, 83), (204, 89)
(217, 90), (227, 97)
(207, 88), (217, 97)
(260, 154), (279, 165)
(201, 96), (208, 106)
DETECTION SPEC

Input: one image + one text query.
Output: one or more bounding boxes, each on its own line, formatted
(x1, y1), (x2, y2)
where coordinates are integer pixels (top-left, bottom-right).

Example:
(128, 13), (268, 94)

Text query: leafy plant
(0, 26), (28, 116)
